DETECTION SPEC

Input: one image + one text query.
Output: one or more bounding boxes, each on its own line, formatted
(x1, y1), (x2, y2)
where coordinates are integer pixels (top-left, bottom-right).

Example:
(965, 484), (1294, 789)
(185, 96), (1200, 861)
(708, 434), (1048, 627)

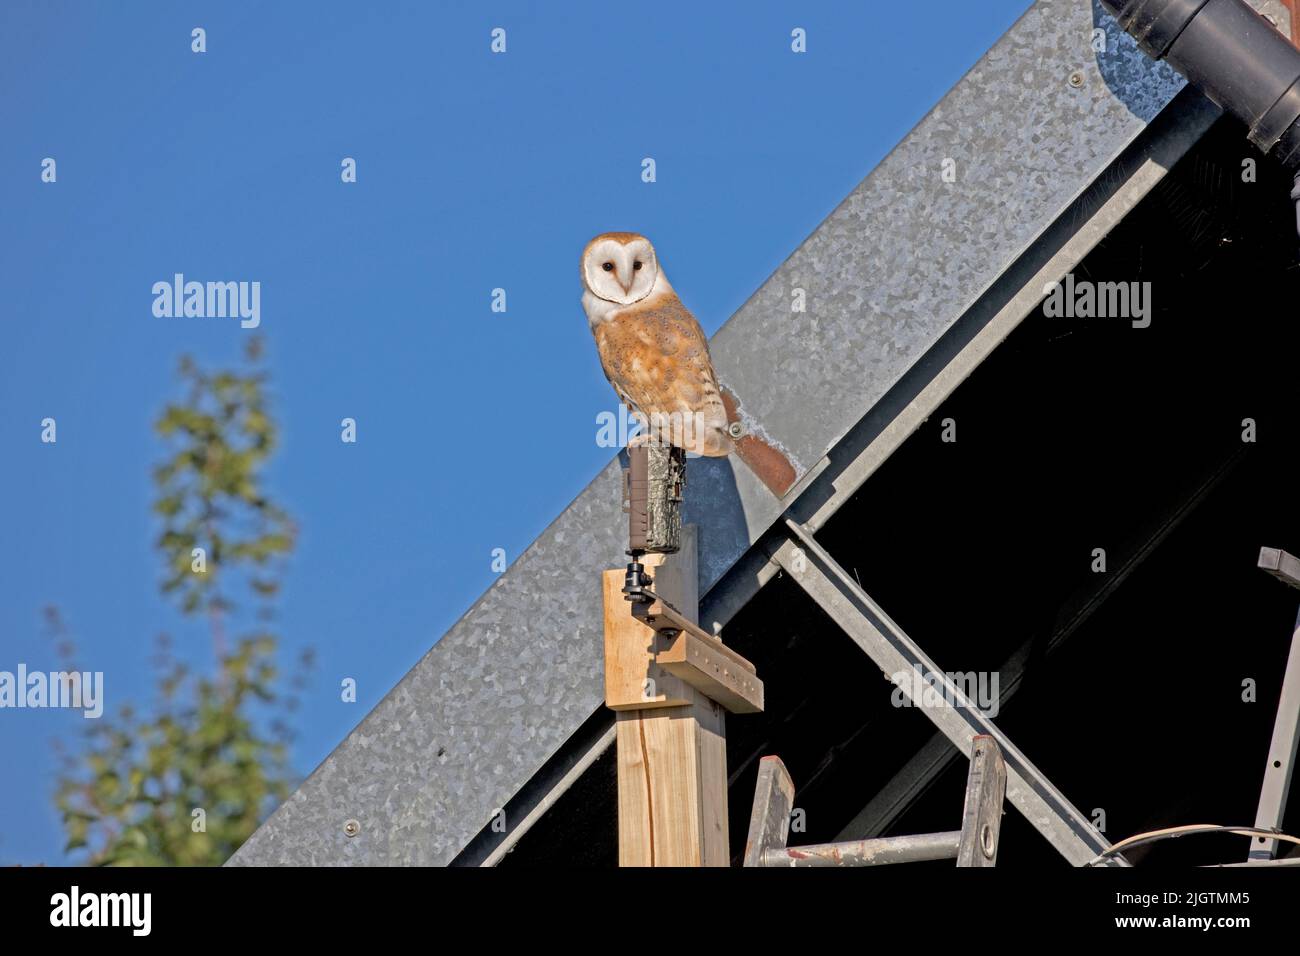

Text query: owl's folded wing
(594, 296), (721, 417)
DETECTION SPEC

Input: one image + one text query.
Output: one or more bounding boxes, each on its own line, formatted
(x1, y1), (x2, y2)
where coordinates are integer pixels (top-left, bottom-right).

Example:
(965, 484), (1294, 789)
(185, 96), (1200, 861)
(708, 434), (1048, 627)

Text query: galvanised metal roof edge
(231, 0), (1276, 866)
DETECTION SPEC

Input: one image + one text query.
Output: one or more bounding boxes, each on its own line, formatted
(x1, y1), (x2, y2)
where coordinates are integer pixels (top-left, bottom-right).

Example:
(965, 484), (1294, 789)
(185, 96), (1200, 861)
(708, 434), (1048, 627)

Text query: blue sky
(0, 0), (1030, 864)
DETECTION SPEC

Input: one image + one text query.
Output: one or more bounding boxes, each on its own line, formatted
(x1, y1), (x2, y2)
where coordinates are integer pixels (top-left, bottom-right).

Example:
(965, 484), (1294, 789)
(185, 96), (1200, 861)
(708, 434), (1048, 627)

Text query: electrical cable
(1084, 823), (1300, 866)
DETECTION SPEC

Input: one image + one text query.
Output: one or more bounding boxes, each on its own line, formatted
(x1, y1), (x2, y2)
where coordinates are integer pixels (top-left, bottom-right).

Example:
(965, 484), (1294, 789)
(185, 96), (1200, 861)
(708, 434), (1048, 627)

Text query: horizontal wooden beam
(633, 591), (763, 714)
(658, 628), (763, 714)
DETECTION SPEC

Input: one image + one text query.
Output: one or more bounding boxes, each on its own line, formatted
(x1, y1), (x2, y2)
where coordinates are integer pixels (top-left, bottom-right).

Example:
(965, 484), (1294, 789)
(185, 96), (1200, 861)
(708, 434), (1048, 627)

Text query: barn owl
(582, 233), (732, 457)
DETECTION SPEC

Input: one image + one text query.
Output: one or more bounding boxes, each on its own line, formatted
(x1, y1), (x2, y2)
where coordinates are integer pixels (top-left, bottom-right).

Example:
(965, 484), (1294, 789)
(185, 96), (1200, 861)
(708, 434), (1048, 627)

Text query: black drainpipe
(1100, 0), (1300, 234)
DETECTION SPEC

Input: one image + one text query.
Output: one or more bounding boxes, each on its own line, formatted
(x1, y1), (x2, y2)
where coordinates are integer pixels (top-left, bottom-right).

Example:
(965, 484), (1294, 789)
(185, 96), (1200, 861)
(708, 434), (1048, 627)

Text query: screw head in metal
(344, 819), (360, 837)
(1068, 71), (1084, 88)
(727, 421), (745, 439)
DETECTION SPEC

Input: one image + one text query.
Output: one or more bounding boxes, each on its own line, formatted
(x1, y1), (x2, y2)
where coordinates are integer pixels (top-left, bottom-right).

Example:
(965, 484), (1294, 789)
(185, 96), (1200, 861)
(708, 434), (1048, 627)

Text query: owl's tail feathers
(733, 434), (797, 495)
(720, 387), (798, 498)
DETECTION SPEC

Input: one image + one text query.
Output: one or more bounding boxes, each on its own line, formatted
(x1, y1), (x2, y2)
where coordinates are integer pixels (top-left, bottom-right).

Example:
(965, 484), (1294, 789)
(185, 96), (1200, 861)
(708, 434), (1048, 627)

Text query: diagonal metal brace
(768, 518), (1126, 867)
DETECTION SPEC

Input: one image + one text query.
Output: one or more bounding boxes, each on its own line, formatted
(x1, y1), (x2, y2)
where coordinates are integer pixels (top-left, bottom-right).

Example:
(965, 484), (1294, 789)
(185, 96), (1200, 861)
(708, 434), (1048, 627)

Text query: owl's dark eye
(633, 261), (643, 271)
(602, 262), (614, 272)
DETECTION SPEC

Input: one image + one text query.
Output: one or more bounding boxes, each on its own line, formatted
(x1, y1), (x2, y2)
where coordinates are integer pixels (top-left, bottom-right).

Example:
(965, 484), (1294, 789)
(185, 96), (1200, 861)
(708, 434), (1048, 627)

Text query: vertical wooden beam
(603, 525), (697, 710)
(606, 527), (731, 866)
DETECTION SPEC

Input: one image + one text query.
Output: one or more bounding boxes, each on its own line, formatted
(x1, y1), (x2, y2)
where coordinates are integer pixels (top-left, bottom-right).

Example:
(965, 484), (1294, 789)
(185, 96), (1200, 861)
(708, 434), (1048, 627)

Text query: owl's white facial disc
(583, 236), (659, 306)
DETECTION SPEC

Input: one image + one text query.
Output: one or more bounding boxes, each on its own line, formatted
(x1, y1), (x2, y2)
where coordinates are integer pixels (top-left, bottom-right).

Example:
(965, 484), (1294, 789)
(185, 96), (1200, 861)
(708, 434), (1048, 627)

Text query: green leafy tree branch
(54, 338), (310, 865)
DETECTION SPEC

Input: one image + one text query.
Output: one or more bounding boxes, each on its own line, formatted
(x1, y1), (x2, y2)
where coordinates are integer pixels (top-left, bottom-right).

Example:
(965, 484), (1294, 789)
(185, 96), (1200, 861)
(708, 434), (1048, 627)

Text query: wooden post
(604, 526), (732, 866)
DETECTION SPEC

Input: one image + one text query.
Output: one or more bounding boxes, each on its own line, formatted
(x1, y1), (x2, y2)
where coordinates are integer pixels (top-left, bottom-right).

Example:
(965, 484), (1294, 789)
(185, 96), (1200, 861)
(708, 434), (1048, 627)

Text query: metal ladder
(1248, 547), (1300, 863)
(744, 736), (1006, 867)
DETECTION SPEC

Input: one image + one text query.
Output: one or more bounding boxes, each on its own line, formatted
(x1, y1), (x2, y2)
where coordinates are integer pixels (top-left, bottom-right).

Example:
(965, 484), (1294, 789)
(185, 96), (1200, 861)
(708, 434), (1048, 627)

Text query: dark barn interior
(490, 115), (1300, 868)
